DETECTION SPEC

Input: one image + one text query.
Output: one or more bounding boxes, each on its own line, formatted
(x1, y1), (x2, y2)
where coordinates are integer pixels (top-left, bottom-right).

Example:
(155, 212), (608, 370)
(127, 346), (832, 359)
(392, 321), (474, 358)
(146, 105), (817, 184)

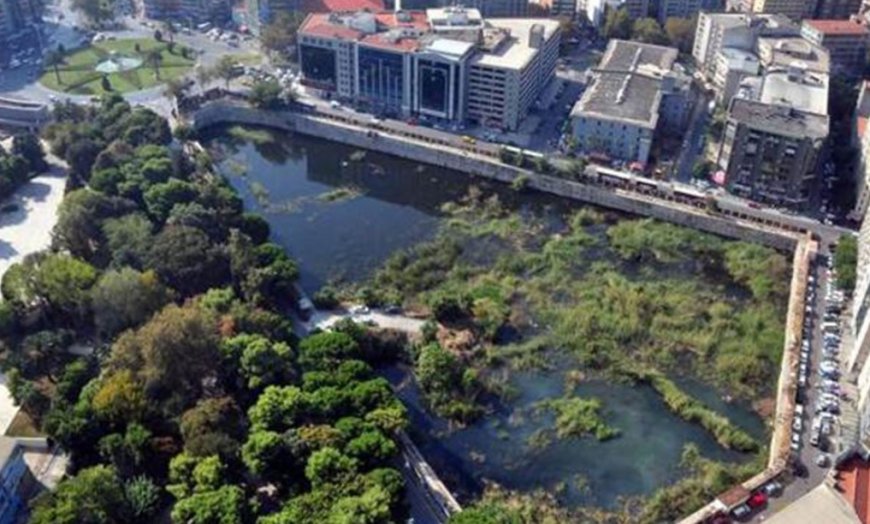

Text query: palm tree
(44, 49), (64, 85)
(145, 49), (163, 80)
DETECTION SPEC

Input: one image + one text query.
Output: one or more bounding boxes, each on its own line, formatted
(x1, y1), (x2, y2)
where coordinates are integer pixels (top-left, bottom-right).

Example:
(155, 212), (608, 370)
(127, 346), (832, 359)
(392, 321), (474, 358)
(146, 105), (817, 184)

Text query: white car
(793, 417), (803, 432)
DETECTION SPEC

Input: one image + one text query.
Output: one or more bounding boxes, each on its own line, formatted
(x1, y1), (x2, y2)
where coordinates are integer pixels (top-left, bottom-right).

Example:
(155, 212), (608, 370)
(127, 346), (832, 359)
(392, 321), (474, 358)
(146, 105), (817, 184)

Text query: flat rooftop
(729, 97), (829, 138)
(470, 18), (560, 70)
(760, 68), (829, 115)
(758, 36), (830, 73)
(803, 19), (870, 36)
(766, 483), (860, 524)
(598, 39), (678, 73)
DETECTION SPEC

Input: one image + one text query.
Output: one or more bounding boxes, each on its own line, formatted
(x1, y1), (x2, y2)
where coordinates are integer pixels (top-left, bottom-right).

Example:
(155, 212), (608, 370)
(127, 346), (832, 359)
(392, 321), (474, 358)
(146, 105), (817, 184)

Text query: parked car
(731, 504), (751, 519)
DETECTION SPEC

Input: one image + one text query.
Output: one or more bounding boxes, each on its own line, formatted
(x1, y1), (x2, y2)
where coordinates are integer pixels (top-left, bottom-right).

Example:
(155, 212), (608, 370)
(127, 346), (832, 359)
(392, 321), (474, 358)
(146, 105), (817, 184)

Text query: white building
(713, 47), (761, 103)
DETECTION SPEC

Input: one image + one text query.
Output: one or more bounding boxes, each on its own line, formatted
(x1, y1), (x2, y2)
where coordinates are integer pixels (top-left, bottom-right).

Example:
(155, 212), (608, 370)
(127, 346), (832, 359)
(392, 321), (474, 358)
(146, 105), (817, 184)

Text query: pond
(205, 125), (769, 508)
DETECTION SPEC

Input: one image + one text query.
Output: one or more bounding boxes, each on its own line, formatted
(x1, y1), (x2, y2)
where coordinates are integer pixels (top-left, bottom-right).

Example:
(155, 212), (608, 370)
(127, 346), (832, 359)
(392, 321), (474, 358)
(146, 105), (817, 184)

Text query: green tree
(102, 214), (155, 269)
(163, 77), (187, 112)
(305, 447), (358, 488)
(91, 268), (173, 337)
(632, 18), (669, 45)
(834, 235), (858, 293)
(260, 11), (304, 55)
(45, 49), (65, 85)
(665, 17), (696, 53)
(602, 8), (632, 40)
(180, 397), (245, 458)
(170, 485), (247, 524)
(124, 476), (161, 522)
(65, 137), (104, 181)
(249, 79), (284, 109)
(53, 189), (135, 264)
(248, 385), (308, 431)
(12, 132), (48, 173)
(108, 303), (220, 408)
(144, 179), (197, 222)
(298, 331), (359, 372)
(30, 465), (129, 524)
(71, 0), (113, 25)
(147, 225), (230, 296)
(213, 56), (237, 89)
(238, 335), (295, 390)
(1, 253), (97, 321)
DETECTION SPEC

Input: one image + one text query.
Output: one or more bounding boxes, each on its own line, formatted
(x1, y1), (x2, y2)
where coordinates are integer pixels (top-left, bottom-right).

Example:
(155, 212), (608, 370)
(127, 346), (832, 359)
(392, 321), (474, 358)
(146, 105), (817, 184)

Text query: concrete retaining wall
(193, 103), (800, 251)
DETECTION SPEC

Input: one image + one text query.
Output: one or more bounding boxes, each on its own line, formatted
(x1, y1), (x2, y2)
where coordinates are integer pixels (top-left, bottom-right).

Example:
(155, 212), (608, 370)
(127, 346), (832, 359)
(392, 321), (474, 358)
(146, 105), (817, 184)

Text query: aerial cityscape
(0, 0), (869, 522)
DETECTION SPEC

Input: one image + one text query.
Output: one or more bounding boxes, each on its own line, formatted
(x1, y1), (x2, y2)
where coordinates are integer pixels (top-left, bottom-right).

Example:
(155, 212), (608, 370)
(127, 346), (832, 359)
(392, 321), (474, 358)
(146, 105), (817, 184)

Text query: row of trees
(0, 95), (412, 523)
(603, 10), (697, 53)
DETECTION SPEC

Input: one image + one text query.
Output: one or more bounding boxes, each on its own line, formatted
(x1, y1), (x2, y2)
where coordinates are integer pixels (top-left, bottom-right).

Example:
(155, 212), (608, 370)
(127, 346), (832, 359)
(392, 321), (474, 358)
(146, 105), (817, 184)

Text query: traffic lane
(401, 462), (445, 524)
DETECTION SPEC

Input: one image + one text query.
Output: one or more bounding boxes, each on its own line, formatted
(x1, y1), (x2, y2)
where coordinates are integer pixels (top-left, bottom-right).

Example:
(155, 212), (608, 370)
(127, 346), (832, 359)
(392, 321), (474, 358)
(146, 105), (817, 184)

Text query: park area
(39, 38), (195, 95)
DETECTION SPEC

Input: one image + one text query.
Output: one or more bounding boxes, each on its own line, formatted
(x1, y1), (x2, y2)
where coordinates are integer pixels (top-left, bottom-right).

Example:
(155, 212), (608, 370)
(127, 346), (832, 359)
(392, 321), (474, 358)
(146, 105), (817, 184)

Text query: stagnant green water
(205, 126), (769, 508)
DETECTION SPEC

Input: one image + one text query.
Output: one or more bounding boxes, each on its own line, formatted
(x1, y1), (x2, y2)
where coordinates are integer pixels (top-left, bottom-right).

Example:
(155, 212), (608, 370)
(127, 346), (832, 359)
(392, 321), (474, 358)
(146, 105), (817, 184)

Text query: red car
(747, 491), (768, 508)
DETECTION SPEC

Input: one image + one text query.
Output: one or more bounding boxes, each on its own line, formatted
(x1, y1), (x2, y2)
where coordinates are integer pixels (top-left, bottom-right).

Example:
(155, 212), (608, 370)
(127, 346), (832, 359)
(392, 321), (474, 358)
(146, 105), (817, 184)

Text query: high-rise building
(801, 19), (870, 76)
(143, 0), (231, 25)
(296, 7), (560, 130)
(656, 0), (720, 24)
(387, 0), (529, 17)
(850, 82), (870, 221)
(814, 0), (861, 19)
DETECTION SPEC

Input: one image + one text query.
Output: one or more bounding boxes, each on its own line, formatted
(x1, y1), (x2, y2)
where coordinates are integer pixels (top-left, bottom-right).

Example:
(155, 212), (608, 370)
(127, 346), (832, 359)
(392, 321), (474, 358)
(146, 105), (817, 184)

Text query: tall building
(570, 40), (693, 165)
(849, 205), (870, 431)
(143, 0), (231, 25)
(296, 7), (560, 130)
(801, 19), (870, 76)
(715, 64), (829, 209)
(388, 0), (529, 17)
(243, 0), (385, 34)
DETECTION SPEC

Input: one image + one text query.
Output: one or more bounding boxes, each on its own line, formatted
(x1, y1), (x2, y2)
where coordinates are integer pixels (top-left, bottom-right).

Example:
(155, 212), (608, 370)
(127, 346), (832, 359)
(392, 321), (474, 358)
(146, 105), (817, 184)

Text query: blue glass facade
(358, 47), (406, 113)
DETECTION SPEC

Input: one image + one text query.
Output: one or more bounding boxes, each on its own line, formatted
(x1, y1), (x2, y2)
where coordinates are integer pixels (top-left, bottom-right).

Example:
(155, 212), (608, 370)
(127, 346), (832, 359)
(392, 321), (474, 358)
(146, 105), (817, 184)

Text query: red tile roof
(859, 116), (868, 139)
(804, 19), (869, 36)
(375, 11), (429, 30)
(301, 0), (385, 12)
(300, 14), (364, 40)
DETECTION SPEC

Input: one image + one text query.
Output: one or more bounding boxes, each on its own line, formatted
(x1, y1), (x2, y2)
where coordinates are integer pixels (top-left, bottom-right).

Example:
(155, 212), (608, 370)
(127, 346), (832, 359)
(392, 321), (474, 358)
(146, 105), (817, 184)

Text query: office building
(297, 7), (560, 129)
(243, 0), (385, 34)
(801, 19), (870, 75)
(693, 12), (798, 80)
(144, 0), (231, 25)
(570, 40), (692, 165)
(392, 0), (529, 17)
(715, 62), (829, 209)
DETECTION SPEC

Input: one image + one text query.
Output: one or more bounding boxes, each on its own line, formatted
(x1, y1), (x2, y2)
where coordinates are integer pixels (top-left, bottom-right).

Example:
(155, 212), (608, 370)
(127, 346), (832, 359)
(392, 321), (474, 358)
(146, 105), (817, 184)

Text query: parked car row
(729, 481), (783, 521)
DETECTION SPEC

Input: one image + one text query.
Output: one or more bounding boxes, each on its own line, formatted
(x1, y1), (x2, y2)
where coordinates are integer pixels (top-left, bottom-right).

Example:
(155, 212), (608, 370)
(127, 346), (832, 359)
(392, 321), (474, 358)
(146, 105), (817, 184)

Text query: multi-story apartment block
(547, 0), (580, 17)
(801, 18), (870, 75)
(693, 12), (798, 80)
(756, 34), (830, 73)
(851, 82), (870, 221)
(570, 40), (692, 165)
(297, 7), (560, 130)
(712, 47), (760, 103)
(716, 64), (829, 209)
(393, 0), (528, 17)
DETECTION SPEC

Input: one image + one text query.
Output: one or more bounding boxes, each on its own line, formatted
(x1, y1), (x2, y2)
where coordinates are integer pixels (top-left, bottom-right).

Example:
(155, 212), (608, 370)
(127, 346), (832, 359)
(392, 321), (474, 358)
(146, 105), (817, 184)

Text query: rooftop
(0, 437), (18, 469)
(758, 36), (830, 73)
(766, 483), (860, 524)
(760, 66), (829, 115)
(299, 10), (430, 50)
(803, 19), (870, 36)
(729, 97), (829, 138)
(470, 18), (560, 70)
(571, 40), (684, 128)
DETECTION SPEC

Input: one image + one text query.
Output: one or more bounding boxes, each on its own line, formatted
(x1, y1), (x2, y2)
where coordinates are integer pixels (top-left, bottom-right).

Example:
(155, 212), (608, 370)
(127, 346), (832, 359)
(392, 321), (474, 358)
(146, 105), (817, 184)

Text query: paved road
(674, 91), (711, 183)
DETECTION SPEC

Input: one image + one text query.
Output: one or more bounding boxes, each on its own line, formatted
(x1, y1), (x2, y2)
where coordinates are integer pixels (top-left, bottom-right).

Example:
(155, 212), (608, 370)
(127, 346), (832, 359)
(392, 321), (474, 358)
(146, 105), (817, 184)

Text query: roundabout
(39, 38), (195, 95)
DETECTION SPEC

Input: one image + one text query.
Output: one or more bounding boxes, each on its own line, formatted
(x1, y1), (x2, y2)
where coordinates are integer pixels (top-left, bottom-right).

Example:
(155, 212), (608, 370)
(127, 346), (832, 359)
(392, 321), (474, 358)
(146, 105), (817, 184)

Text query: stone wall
(193, 103), (800, 251)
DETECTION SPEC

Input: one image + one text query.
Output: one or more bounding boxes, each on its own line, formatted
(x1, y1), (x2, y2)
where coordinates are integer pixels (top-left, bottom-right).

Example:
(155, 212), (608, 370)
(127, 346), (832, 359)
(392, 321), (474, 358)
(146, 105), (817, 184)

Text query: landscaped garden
(40, 38), (195, 95)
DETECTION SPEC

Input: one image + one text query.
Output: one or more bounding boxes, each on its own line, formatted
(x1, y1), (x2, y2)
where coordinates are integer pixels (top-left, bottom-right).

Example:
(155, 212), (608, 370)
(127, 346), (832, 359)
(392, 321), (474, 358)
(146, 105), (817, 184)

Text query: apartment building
(756, 35), (830, 73)
(547, 0), (580, 17)
(297, 7), (560, 130)
(851, 82), (870, 222)
(712, 47), (760, 103)
(693, 12), (798, 79)
(849, 201), (870, 430)
(716, 64), (829, 209)
(570, 40), (692, 165)
(397, 0), (529, 17)
(801, 19), (870, 75)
